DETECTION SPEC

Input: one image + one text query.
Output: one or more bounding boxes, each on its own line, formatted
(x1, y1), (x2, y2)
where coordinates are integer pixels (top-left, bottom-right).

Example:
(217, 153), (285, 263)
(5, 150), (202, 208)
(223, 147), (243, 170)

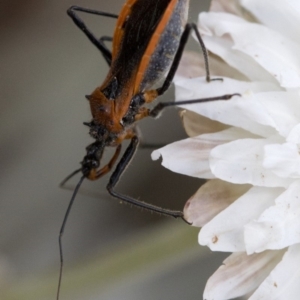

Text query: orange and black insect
(57, 0), (239, 298)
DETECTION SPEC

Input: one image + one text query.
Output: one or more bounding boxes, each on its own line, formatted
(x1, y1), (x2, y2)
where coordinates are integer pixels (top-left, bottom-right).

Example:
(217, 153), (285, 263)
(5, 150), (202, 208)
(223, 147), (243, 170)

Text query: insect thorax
(86, 86), (145, 146)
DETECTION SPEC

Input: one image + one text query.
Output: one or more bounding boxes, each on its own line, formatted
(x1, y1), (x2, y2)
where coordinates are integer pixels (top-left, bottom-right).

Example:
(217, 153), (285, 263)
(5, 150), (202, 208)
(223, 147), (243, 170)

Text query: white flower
(152, 0), (300, 299)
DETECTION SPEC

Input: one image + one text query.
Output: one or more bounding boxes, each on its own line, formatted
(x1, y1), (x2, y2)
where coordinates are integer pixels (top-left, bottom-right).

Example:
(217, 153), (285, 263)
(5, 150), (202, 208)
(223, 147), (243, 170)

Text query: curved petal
(175, 50), (204, 79)
(210, 0), (247, 18)
(180, 110), (229, 137)
(245, 180), (300, 254)
(198, 13), (277, 83)
(175, 50), (247, 81)
(175, 77), (280, 138)
(151, 127), (255, 178)
(252, 92), (300, 138)
(199, 186), (284, 252)
(151, 137), (215, 178)
(210, 138), (293, 187)
(250, 244), (300, 300)
(204, 250), (285, 300)
(199, 12), (300, 88)
(242, 0), (300, 44)
(263, 143), (300, 179)
(286, 124), (300, 144)
(183, 179), (250, 227)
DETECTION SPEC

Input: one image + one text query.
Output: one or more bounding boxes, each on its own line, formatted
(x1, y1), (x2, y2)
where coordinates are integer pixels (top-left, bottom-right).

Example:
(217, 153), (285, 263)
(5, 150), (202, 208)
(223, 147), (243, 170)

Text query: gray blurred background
(1, 0), (228, 299)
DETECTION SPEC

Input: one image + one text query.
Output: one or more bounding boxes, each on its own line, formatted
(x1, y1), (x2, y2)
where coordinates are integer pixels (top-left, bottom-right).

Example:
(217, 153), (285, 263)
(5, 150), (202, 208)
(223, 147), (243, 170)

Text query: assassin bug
(57, 0), (239, 298)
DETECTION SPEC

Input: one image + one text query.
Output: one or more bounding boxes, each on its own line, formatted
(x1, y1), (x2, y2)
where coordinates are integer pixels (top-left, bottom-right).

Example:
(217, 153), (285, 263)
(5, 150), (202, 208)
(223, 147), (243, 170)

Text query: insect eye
(89, 129), (98, 139)
(92, 127), (108, 141)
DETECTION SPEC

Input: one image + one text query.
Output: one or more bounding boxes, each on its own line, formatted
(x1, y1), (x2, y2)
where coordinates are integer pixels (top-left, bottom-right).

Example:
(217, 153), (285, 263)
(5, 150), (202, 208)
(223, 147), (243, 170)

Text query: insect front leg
(67, 6), (118, 66)
(106, 136), (185, 220)
(88, 144), (122, 180)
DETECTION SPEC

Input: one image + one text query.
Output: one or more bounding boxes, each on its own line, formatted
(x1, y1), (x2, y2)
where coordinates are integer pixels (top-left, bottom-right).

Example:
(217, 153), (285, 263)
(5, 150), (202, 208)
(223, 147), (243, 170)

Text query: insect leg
(99, 36), (113, 44)
(67, 6), (118, 66)
(88, 144), (122, 180)
(149, 93), (240, 118)
(106, 136), (185, 220)
(98, 36), (114, 61)
(157, 23), (217, 97)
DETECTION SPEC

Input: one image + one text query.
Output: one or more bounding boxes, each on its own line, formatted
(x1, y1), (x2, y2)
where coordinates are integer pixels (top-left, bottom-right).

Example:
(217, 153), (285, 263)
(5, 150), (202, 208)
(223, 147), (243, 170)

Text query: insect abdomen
(138, 0), (190, 92)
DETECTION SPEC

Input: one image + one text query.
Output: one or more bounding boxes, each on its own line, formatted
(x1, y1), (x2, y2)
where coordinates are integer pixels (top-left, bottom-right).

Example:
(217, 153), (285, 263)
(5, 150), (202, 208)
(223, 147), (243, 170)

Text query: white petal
(199, 186), (283, 252)
(250, 244), (300, 300)
(180, 110), (228, 137)
(175, 77), (280, 137)
(175, 51), (204, 79)
(151, 138), (215, 179)
(199, 127), (255, 140)
(263, 143), (300, 178)
(210, 0), (245, 17)
(151, 127), (254, 178)
(245, 180), (300, 254)
(175, 50), (247, 81)
(177, 76), (299, 138)
(252, 91), (300, 138)
(183, 179), (250, 227)
(210, 138), (293, 187)
(241, 0), (300, 44)
(200, 12), (300, 88)
(204, 250), (285, 300)
(286, 124), (300, 144)
(199, 13), (278, 83)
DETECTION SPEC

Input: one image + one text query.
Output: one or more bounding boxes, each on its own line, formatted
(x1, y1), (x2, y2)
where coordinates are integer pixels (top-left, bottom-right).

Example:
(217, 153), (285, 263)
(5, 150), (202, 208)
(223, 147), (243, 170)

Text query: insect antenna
(57, 174), (85, 300)
(60, 168), (82, 188)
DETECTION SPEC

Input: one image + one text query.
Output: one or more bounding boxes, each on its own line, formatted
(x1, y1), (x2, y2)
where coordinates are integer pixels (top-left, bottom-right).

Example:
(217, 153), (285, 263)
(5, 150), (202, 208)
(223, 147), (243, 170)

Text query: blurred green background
(1, 0), (228, 299)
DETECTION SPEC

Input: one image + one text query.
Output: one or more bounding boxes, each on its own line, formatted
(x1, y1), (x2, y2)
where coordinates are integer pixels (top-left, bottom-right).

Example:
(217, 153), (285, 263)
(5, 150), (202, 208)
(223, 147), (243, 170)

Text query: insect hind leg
(156, 22), (221, 97)
(143, 22), (240, 118)
(191, 23), (223, 83)
(99, 35), (113, 45)
(67, 6), (118, 66)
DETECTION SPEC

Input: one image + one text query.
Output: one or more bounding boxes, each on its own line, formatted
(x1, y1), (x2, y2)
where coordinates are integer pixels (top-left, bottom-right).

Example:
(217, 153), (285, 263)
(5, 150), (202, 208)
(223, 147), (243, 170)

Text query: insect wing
(110, 0), (172, 87)
(135, 0), (189, 93)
